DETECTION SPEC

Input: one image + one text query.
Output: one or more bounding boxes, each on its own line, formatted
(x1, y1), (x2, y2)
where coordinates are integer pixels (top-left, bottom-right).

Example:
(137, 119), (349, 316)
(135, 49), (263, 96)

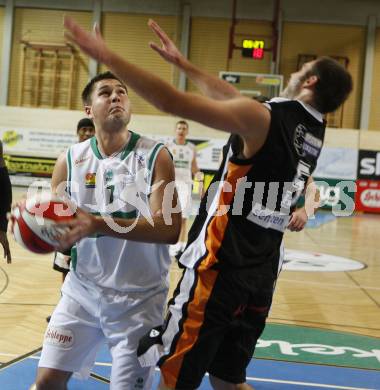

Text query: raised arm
(63, 17), (271, 158)
(148, 19), (241, 100)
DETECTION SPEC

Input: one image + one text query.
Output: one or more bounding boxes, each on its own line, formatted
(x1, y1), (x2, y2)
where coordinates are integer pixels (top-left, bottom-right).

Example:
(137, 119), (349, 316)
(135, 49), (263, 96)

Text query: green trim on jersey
(90, 132), (140, 160)
(90, 136), (103, 159)
(148, 143), (164, 171)
(66, 148), (72, 196)
(173, 139), (189, 146)
(70, 246), (77, 271)
(121, 131), (140, 160)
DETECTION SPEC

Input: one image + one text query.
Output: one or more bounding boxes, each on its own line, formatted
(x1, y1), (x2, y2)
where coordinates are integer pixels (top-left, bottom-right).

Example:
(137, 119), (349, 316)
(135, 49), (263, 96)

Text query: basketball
(10, 196), (75, 254)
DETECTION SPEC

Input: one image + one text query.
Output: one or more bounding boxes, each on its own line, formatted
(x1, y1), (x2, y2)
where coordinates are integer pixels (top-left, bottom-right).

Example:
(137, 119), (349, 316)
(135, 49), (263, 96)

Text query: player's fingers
(148, 19), (170, 44)
(149, 43), (172, 61)
(6, 247), (11, 264)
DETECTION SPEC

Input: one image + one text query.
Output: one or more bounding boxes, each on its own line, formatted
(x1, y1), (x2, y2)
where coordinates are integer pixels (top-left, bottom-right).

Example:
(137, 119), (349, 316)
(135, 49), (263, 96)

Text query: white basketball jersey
(66, 132), (170, 292)
(166, 141), (195, 183)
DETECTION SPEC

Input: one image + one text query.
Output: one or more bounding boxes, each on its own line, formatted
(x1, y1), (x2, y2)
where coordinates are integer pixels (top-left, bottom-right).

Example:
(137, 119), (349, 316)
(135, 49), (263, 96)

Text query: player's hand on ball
(55, 208), (98, 250)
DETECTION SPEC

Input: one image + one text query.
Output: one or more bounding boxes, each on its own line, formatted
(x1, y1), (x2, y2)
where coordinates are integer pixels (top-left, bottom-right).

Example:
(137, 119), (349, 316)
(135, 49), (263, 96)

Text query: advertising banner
(313, 178), (356, 214)
(1, 126), (226, 186)
(355, 180), (380, 213)
(357, 150), (380, 180)
(314, 146), (358, 180)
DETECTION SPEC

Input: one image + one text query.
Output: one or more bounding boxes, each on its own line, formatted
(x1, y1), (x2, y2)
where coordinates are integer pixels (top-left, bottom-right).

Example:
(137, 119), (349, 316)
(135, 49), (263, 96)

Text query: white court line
(9, 255), (380, 292)
(14, 357), (377, 390)
(279, 278), (380, 292)
(246, 376), (377, 390)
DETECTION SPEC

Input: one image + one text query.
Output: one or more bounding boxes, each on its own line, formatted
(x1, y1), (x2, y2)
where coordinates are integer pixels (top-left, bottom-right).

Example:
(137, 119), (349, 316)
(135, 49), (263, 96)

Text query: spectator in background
(0, 140), (12, 264)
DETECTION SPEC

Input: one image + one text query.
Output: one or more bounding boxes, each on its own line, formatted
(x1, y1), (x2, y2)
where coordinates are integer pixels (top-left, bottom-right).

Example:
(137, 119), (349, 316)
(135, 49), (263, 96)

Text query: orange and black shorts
(138, 265), (274, 389)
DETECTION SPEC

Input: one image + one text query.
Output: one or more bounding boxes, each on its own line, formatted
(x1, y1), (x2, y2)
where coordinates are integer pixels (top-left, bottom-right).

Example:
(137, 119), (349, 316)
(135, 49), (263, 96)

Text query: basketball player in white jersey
(166, 120), (202, 256)
(32, 71), (181, 390)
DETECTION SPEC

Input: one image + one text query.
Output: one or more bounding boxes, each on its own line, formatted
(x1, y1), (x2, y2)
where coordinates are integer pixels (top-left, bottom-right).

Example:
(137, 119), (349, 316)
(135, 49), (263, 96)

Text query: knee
(35, 368), (70, 390)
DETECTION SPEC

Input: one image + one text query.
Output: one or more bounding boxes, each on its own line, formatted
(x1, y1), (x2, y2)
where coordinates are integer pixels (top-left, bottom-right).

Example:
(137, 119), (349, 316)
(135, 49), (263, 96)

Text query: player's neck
(96, 130), (131, 156)
(296, 90), (316, 109)
(175, 137), (186, 145)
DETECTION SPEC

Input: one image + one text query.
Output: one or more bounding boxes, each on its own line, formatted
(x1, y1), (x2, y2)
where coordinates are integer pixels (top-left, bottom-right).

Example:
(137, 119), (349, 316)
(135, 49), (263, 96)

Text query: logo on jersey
(45, 327), (74, 348)
(294, 124), (306, 156)
(134, 152), (145, 167)
(247, 204), (290, 233)
(74, 155), (91, 165)
(105, 169), (113, 183)
(150, 329), (160, 338)
(134, 377), (144, 389)
(85, 172), (96, 188)
(294, 124), (322, 158)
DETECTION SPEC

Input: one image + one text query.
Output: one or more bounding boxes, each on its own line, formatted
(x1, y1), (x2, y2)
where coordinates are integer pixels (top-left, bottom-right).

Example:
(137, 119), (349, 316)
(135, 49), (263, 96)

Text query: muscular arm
(288, 177), (320, 232)
(64, 17), (271, 159)
(57, 148), (181, 249)
(51, 152), (68, 195)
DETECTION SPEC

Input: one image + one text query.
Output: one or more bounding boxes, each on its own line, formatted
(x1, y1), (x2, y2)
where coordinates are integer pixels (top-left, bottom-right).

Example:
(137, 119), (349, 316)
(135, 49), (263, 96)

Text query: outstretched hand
(148, 19), (184, 66)
(64, 16), (110, 65)
(0, 231), (11, 264)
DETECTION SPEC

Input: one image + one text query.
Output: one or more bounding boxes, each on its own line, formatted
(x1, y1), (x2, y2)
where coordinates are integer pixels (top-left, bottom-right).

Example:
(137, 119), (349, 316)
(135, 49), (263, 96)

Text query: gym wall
(7, 8), (92, 109)
(369, 27), (380, 131)
(0, 2), (378, 131)
(280, 22), (365, 129)
(99, 12), (178, 116)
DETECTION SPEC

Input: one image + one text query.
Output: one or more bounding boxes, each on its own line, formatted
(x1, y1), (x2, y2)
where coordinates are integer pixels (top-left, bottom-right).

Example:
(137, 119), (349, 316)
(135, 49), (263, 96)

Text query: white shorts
(176, 181), (192, 219)
(39, 273), (167, 389)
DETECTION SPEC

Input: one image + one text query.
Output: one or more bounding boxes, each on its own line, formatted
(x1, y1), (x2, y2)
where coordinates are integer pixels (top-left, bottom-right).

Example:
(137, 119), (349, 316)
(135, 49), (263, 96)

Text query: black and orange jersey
(180, 99), (326, 278)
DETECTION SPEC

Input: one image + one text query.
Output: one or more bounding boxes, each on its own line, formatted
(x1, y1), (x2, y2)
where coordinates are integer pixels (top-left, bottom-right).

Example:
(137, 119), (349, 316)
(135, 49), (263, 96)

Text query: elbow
(165, 213), (182, 244)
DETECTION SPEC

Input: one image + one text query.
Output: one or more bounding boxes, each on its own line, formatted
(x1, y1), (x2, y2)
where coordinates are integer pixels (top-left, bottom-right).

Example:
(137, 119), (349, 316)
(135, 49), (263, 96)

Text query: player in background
(0, 140), (12, 263)
(166, 120), (203, 257)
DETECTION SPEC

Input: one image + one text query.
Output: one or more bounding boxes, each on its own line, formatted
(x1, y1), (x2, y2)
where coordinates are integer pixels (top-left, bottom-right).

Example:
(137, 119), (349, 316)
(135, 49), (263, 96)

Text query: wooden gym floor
(0, 187), (379, 367)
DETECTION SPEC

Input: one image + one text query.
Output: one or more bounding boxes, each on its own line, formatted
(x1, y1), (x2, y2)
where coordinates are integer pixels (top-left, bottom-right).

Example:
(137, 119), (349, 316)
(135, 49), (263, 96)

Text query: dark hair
(307, 57), (353, 114)
(253, 95), (269, 103)
(81, 71), (128, 105)
(176, 120), (189, 128)
(76, 118), (94, 133)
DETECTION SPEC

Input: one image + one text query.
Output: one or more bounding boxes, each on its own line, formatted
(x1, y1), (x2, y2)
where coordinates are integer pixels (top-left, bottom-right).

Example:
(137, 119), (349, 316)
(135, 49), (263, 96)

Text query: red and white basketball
(11, 196), (76, 254)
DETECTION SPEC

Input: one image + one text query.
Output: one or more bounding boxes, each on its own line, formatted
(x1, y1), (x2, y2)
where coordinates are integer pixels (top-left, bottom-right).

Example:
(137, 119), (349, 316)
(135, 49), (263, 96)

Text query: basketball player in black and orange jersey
(0, 140), (12, 264)
(63, 17), (352, 390)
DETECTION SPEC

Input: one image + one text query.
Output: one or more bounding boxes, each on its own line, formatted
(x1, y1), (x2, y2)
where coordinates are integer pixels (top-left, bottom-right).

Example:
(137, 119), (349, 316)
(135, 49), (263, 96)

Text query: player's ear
(84, 105), (92, 117)
(304, 75), (318, 88)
